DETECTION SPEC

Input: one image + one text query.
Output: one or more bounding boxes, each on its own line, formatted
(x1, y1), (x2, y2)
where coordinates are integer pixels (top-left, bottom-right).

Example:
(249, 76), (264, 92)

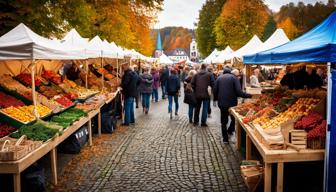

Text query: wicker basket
(307, 137), (325, 149)
(0, 139), (29, 161)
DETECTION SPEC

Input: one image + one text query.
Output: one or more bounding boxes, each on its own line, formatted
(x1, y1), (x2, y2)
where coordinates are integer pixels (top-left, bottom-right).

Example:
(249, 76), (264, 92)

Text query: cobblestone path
(54, 97), (246, 192)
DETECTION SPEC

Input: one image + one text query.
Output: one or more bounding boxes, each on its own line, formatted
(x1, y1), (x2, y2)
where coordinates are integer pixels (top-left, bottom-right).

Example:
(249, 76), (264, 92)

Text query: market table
(230, 109), (325, 192)
(0, 108), (100, 192)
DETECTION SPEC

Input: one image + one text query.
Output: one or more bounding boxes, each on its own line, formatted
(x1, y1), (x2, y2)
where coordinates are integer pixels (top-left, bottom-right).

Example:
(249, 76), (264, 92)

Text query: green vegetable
(10, 121), (59, 141)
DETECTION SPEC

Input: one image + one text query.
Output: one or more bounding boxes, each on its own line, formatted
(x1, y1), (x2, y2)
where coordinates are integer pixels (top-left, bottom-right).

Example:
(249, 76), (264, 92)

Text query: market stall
(236, 11), (336, 192)
(0, 24), (122, 192)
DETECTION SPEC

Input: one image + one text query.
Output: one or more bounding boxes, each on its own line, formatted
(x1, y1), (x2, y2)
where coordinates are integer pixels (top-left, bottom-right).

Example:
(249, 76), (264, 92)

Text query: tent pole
(85, 59), (88, 89)
(101, 56), (104, 92)
(116, 55), (119, 83)
(31, 59), (38, 118)
(324, 62), (332, 192)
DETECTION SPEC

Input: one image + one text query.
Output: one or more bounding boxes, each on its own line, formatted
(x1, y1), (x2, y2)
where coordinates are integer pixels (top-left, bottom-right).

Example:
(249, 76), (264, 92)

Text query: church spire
(156, 30), (162, 50)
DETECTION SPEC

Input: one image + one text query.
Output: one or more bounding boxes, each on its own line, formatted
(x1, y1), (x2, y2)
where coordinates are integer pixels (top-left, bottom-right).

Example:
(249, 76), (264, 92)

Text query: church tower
(154, 30), (163, 58)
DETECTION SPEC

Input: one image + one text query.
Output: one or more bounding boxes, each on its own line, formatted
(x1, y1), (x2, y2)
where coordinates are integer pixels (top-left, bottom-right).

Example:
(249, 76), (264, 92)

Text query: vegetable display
(10, 121), (59, 141)
(42, 70), (62, 85)
(39, 85), (61, 99)
(0, 92), (25, 108)
(0, 123), (16, 138)
(16, 73), (42, 87)
(1, 106), (36, 123)
(307, 120), (326, 139)
(55, 96), (74, 108)
(50, 108), (87, 128)
(295, 111), (324, 130)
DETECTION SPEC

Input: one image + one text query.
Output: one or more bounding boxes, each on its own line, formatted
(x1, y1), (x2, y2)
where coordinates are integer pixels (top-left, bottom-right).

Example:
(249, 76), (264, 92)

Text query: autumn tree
(214, 0), (269, 50)
(196, 0), (226, 57)
(277, 17), (299, 39)
(262, 16), (277, 41)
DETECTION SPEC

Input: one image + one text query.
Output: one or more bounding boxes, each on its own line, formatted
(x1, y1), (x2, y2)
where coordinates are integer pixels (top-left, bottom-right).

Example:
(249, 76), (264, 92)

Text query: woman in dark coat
(139, 68), (153, 114)
(183, 70), (197, 123)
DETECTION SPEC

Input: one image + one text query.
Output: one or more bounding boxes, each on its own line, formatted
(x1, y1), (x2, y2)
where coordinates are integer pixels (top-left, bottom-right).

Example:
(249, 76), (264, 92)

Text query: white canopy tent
(256, 28), (290, 53)
(203, 49), (221, 64)
(158, 53), (173, 65)
(87, 36), (119, 58)
(0, 23), (85, 60)
(62, 28), (101, 58)
(213, 46), (234, 63)
(110, 42), (125, 58)
(226, 35), (263, 61)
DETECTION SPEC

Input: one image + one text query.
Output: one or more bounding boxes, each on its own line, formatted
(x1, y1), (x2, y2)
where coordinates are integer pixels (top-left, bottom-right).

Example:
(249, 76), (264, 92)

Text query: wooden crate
(252, 124), (284, 150)
(241, 162), (264, 192)
(289, 130), (307, 149)
(0, 140), (29, 161)
(307, 137), (325, 149)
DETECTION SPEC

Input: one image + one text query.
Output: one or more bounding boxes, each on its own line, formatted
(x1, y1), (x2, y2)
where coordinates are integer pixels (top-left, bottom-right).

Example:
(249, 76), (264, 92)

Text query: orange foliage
(277, 17), (300, 40)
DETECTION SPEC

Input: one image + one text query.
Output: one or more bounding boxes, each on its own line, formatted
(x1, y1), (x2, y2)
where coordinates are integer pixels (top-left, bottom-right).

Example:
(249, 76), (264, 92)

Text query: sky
(154, 0), (328, 29)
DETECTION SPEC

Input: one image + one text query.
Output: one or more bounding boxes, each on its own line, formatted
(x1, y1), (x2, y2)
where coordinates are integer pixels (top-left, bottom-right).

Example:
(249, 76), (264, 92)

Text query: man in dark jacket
(191, 64), (215, 127)
(214, 67), (252, 143)
(121, 63), (139, 126)
(160, 65), (170, 99)
(166, 69), (180, 119)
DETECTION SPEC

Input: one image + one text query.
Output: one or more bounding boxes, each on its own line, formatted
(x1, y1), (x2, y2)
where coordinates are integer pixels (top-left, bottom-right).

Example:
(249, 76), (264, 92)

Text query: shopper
(183, 70), (197, 123)
(151, 68), (160, 102)
(214, 66), (252, 143)
(160, 65), (170, 99)
(250, 68), (261, 88)
(191, 64), (214, 127)
(133, 65), (140, 108)
(305, 67), (323, 89)
(139, 68), (153, 114)
(207, 66), (215, 118)
(121, 63), (139, 126)
(166, 69), (180, 119)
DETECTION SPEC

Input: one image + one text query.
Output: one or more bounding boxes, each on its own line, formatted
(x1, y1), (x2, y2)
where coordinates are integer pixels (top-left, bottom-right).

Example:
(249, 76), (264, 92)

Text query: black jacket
(191, 69), (214, 99)
(121, 69), (139, 98)
(160, 68), (169, 83)
(214, 70), (251, 108)
(166, 74), (180, 96)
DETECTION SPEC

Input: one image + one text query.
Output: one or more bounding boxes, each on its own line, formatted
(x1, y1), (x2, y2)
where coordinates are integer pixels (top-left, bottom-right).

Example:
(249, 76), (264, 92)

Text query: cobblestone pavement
(53, 96), (246, 192)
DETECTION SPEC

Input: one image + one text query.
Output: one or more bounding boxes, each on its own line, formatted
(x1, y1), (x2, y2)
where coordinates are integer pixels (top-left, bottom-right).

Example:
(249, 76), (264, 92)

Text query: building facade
(167, 48), (189, 62)
(190, 38), (198, 62)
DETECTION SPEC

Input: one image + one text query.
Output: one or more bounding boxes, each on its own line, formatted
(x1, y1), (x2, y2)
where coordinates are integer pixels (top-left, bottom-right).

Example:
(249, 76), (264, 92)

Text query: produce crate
(289, 130), (307, 149)
(0, 85), (33, 105)
(6, 135), (42, 153)
(307, 137), (325, 149)
(252, 124), (284, 150)
(241, 160), (263, 192)
(0, 111), (36, 128)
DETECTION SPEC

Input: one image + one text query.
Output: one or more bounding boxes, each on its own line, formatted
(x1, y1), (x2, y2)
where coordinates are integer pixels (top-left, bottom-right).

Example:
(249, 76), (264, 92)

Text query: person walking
(160, 65), (169, 99)
(191, 64), (214, 127)
(139, 68), (153, 114)
(183, 70), (197, 123)
(151, 68), (160, 102)
(121, 63), (139, 126)
(166, 69), (180, 119)
(214, 67), (252, 143)
(207, 66), (215, 118)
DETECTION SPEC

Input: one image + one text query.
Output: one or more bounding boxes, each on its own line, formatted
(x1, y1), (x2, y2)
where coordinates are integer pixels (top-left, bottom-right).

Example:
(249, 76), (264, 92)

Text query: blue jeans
(152, 89), (158, 102)
(161, 81), (167, 98)
(124, 97), (135, 125)
(188, 104), (194, 121)
(194, 99), (210, 124)
(142, 93), (151, 109)
(168, 95), (179, 113)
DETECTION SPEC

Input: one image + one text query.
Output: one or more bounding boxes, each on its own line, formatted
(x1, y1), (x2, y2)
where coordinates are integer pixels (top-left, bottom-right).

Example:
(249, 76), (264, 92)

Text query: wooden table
(0, 108), (100, 192)
(230, 109), (325, 192)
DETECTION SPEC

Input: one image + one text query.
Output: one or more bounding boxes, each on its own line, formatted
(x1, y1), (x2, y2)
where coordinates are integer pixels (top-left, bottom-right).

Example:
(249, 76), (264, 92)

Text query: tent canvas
(62, 29), (101, 58)
(213, 46), (234, 63)
(203, 49), (220, 64)
(0, 23), (85, 60)
(227, 35), (263, 60)
(158, 53), (173, 64)
(244, 13), (336, 63)
(110, 42), (125, 58)
(255, 28), (290, 54)
(87, 36), (119, 58)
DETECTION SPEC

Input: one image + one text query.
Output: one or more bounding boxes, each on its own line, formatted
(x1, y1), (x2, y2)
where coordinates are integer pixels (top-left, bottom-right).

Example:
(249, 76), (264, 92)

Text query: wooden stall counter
(230, 109), (325, 192)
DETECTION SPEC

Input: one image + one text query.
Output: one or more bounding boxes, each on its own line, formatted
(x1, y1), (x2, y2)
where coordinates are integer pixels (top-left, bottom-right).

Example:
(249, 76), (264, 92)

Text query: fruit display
(0, 74), (31, 96)
(16, 73), (42, 87)
(98, 68), (114, 79)
(0, 106), (36, 123)
(59, 79), (98, 100)
(19, 104), (52, 118)
(0, 123), (16, 138)
(50, 108), (87, 128)
(10, 121), (59, 141)
(64, 92), (78, 100)
(295, 111), (324, 130)
(42, 70), (62, 85)
(0, 92), (25, 108)
(55, 96), (74, 108)
(307, 120), (326, 139)
(39, 85), (61, 99)
(255, 98), (320, 129)
(36, 93), (63, 113)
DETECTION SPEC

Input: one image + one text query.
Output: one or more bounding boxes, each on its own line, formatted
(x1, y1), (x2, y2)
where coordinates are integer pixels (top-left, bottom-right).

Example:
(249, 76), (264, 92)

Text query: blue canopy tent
(244, 11), (336, 192)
